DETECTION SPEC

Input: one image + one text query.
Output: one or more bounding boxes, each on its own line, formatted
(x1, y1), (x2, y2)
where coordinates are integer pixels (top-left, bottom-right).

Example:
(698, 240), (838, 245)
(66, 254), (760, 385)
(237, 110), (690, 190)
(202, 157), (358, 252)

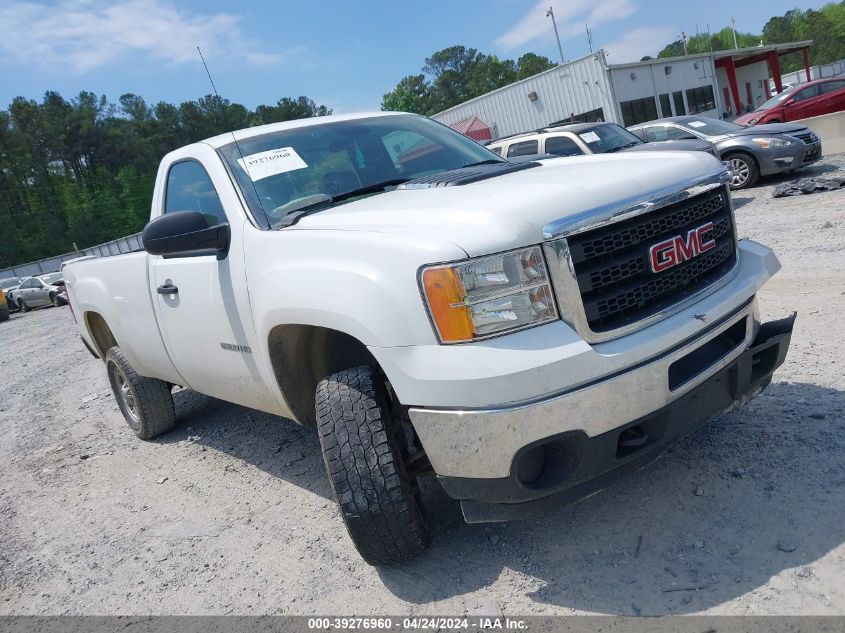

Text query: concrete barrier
(0, 232), (143, 280)
(797, 110), (845, 156)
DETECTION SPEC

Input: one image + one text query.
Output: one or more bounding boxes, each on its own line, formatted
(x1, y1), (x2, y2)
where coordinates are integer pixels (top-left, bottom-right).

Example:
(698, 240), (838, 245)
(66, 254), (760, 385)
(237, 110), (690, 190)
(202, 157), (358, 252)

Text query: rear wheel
(49, 292), (59, 307)
(105, 346), (176, 440)
(316, 365), (429, 565)
(725, 152), (759, 190)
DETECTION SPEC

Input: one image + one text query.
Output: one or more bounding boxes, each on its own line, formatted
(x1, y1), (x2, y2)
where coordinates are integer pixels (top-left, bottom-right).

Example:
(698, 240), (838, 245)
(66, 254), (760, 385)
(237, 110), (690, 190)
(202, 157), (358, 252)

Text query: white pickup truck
(65, 112), (794, 565)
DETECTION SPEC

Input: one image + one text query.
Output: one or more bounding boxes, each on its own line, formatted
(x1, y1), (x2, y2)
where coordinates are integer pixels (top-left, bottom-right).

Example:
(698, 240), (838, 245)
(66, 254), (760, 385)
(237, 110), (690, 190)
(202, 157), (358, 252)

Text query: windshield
(0, 277), (21, 290)
(38, 272), (62, 285)
(576, 124), (642, 153)
(755, 88), (797, 111)
(680, 118), (743, 136)
(218, 114), (503, 227)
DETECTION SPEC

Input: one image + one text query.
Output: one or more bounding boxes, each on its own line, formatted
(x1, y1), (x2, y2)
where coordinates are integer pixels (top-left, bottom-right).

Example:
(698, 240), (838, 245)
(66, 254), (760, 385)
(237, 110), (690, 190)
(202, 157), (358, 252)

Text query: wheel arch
(267, 324), (380, 426)
(84, 311), (117, 360)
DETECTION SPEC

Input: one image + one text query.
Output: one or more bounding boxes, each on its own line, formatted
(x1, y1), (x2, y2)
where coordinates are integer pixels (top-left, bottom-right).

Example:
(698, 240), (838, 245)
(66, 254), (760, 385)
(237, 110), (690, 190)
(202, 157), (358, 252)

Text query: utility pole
(731, 17), (739, 49)
(678, 31), (688, 55)
(707, 24), (714, 53)
(586, 24), (593, 53)
(546, 7), (565, 65)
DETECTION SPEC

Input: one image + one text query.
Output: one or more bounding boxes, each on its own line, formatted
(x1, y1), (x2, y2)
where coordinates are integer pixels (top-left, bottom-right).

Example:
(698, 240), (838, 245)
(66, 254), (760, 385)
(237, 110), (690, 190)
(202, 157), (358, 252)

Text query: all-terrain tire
(105, 346), (176, 440)
(316, 365), (429, 565)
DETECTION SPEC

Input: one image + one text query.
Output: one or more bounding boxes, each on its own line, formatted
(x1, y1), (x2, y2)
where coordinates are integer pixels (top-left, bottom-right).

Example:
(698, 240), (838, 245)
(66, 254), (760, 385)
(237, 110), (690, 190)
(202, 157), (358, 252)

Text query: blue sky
(0, 0), (831, 113)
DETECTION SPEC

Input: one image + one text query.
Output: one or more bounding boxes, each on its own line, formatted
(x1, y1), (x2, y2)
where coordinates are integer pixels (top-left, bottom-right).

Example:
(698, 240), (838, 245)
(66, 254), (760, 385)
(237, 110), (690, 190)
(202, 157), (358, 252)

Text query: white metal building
(433, 42), (814, 139)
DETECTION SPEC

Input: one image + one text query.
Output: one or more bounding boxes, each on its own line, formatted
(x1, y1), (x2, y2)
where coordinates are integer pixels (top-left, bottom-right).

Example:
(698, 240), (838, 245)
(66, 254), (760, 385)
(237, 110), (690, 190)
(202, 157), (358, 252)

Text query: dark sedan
(628, 116), (821, 189)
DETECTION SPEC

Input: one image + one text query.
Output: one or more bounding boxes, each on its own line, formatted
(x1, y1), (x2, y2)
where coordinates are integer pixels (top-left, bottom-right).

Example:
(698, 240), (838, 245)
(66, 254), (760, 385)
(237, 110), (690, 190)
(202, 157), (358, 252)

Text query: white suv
(487, 121), (717, 159)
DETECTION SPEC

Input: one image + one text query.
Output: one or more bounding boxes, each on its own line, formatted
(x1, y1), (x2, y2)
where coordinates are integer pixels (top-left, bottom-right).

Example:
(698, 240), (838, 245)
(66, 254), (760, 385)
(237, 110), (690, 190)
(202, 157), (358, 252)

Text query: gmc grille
(562, 188), (737, 333)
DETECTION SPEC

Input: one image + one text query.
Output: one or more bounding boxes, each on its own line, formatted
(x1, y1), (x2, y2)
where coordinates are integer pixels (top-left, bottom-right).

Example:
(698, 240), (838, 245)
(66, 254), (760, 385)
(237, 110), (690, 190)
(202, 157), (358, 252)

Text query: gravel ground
(1, 157), (844, 616)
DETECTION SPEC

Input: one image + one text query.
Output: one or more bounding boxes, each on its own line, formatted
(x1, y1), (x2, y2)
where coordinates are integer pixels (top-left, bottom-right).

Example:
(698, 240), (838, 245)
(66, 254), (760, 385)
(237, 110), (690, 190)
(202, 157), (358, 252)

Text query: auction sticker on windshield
(238, 147), (308, 181)
(579, 131), (600, 143)
(688, 121), (707, 128)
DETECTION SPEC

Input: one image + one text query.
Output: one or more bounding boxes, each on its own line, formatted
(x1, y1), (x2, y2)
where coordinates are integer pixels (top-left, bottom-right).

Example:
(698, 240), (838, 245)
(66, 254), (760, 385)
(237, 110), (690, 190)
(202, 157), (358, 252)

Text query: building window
(673, 91), (686, 116)
(620, 97), (658, 127)
(659, 93), (671, 117)
(685, 85), (716, 114)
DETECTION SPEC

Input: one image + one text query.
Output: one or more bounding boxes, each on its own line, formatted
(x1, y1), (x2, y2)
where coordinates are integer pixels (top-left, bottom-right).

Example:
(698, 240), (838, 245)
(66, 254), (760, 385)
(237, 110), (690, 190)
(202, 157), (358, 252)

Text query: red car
(735, 77), (845, 126)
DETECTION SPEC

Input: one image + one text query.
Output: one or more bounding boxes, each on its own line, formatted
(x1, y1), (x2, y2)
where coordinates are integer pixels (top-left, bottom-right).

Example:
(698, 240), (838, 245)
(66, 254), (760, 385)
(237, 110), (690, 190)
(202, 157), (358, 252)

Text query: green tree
(381, 74), (434, 114)
(0, 90), (333, 269)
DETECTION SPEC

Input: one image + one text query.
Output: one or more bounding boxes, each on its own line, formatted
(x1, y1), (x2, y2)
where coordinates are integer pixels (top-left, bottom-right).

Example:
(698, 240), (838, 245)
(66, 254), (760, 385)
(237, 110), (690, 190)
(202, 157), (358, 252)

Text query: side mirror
(142, 211), (230, 258)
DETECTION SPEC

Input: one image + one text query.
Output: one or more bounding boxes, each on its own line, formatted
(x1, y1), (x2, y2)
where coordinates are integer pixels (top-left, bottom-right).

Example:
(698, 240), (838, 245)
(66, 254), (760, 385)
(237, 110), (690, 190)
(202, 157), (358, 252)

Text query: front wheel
(725, 152), (759, 190)
(316, 365), (429, 565)
(18, 299), (29, 313)
(105, 346), (176, 440)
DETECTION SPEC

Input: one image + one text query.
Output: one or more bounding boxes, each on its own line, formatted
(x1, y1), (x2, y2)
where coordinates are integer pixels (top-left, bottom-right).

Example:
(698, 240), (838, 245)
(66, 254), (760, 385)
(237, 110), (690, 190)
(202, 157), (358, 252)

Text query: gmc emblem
(649, 222), (716, 273)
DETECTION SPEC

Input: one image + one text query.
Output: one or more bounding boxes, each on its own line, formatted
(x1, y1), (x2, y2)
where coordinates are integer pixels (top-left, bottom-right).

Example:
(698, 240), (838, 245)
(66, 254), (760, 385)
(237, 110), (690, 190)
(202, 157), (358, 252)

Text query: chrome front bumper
(409, 296), (762, 480)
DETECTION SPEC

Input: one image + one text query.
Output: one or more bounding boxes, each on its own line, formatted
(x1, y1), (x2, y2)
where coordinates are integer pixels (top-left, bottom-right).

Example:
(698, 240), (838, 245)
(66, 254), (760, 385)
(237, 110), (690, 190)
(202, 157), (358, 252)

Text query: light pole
(546, 7), (565, 65)
(731, 17), (739, 49)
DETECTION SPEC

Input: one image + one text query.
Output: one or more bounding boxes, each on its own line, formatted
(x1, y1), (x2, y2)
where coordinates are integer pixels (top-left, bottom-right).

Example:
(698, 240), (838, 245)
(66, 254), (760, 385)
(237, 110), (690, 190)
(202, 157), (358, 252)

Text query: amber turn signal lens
(422, 267), (474, 342)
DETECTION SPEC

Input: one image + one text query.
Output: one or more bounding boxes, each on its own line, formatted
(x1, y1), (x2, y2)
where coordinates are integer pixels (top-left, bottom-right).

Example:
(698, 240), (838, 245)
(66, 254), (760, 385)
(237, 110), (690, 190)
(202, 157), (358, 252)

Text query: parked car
(0, 276), (22, 314)
(486, 122), (718, 159)
(768, 80), (796, 95)
(0, 289), (8, 322)
(736, 77), (845, 126)
(14, 272), (65, 311)
(65, 111), (793, 565)
(628, 116), (822, 189)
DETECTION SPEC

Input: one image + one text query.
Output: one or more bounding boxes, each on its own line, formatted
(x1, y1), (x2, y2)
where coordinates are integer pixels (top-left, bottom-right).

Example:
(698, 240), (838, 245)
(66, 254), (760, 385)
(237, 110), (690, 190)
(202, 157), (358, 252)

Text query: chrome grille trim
(543, 170), (739, 344)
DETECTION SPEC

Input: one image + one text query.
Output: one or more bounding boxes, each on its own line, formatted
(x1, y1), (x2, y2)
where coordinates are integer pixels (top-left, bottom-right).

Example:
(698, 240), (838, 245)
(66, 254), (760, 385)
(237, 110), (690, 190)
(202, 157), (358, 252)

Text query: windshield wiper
(460, 159), (506, 167)
(274, 178), (410, 228)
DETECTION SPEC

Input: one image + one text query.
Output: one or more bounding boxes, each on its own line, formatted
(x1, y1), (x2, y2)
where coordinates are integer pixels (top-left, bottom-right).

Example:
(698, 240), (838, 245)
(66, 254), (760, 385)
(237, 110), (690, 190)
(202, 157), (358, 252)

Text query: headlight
(751, 137), (792, 149)
(421, 246), (558, 343)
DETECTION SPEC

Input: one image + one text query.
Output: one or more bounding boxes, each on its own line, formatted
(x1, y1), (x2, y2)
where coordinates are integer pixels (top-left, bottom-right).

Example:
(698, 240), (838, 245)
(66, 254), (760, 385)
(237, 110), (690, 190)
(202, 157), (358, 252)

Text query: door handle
(157, 282), (178, 295)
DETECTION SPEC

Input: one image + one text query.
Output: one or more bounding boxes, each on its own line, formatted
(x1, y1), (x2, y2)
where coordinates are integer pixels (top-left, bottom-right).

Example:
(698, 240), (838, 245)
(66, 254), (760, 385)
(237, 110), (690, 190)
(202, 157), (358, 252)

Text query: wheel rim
(729, 158), (750, 187)
(109, 363), (140, 430)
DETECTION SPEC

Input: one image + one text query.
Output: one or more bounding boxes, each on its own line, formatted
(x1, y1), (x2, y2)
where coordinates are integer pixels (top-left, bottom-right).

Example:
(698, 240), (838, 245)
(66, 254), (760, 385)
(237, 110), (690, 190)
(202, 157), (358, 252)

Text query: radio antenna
(196, 46), (267, 220)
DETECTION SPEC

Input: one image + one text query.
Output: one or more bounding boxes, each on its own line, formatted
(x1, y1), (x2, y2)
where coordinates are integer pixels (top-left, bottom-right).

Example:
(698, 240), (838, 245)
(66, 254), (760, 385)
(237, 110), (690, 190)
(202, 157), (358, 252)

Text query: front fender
(247, 229), (467, 349)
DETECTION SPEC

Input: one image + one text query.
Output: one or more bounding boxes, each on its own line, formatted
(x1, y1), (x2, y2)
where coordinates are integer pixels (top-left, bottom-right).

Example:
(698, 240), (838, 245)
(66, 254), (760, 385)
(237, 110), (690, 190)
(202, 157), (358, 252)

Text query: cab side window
(165, 160), (226, 227)
(507, 140), (539, 157)
(544, 136), (583, 156)
(821, 80), (845, 94)
(643, 127), (667, 142)
(792, 85), (820, 103)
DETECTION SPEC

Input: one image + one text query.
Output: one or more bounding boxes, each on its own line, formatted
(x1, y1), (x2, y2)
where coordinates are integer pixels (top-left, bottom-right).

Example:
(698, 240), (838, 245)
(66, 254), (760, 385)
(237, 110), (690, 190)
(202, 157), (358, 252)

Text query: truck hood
(290, 151), (726, 257)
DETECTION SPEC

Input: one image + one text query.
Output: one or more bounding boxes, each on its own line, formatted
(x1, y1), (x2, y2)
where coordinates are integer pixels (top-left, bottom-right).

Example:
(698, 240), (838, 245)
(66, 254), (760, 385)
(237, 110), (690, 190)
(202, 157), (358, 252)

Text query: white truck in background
(64, 112), (795, 565)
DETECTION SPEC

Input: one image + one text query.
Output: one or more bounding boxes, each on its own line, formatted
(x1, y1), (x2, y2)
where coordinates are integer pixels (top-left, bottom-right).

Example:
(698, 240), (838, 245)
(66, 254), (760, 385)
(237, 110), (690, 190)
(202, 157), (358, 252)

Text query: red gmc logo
(649, 222), (716, 273)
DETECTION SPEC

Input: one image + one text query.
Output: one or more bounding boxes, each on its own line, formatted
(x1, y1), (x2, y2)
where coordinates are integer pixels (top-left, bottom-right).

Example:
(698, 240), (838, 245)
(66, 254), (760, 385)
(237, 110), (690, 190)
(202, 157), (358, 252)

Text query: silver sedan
(628, 116), (821, 190)
(14, 272), (65, 312)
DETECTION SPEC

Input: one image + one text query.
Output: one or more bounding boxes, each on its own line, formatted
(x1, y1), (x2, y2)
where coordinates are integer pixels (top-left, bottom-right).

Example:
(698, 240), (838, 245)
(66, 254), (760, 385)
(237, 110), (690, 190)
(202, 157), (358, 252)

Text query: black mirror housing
(142, 212), (230, 258)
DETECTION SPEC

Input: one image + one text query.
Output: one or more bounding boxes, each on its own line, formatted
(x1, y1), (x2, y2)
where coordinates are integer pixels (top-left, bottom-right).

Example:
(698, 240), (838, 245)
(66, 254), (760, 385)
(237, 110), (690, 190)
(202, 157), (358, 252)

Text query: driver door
(148, 154), (279, 413)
